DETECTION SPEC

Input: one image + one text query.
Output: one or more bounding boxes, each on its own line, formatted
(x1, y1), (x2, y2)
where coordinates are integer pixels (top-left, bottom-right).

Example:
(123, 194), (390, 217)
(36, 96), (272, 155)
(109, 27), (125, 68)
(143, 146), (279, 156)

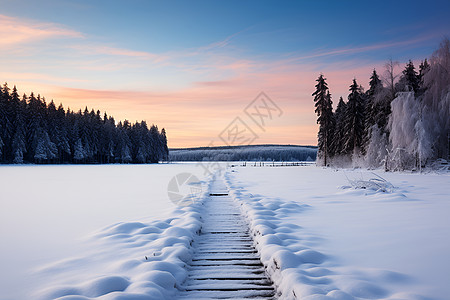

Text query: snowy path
(179, 177), (276, 299)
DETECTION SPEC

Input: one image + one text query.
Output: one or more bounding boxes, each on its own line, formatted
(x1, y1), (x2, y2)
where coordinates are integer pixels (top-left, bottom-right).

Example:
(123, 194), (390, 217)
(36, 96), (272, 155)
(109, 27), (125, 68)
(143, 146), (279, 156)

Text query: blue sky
(1, 0), (449, 146)
(4, 0), (447, 57)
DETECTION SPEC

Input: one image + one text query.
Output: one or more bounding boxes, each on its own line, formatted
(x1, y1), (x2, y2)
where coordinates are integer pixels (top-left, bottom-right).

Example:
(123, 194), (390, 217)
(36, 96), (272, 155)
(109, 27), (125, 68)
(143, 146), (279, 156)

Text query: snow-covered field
(228, 166), (450, 299)
(0, 164), (449, 299)
(0, 164), (209, 300)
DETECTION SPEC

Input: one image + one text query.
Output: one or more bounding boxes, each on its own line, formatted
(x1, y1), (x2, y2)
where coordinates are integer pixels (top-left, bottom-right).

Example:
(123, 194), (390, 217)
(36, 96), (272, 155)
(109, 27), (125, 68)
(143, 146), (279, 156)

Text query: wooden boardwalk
(178, 178), (276, 299)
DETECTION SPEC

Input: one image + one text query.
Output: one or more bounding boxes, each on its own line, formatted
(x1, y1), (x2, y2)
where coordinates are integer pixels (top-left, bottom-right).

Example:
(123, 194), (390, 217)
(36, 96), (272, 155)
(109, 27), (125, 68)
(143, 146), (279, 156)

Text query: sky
(1, 0), (449, 148)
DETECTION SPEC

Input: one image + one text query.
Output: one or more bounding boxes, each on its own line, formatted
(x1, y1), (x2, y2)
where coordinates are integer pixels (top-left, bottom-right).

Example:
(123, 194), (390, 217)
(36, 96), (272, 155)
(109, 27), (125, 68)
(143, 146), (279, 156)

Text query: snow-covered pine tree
(160, 128), (169, 161)
(114, 121), (133, 163)
(363, 69), (383, 155)
(149, 124), (162, 163)
(312, 74), (334, 166)
(103, 115), (116, 163)
(55, 103), (71, 162)
(11, 94), (27, 164)
(0, 82), (169, 164)
(330, 97), (346, 156)
(73, 138), (86, 162)
(342, 79), (365, 157)
(397, 60), (420, 94)
(34, 128), (57, 163)
(0, 83), (13, 162)
(25, 92), (43, 162)
(418, 59), (430, 94)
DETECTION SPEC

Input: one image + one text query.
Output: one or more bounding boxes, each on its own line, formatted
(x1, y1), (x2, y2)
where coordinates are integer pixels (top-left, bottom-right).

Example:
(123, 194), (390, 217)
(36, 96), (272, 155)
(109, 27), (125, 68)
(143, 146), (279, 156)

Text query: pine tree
(331, 97), (347, 156)
(343, 79), (365, 155)
(25, 92), (41, 162)
(34, 128), (57, 163)
(312, 74), (334, 166)
(418, 59), (430, 94)
(149, 124), (162, 163)
(73, 138), (86, 162)
(0, 82), (169, 164)
(103, 115), (116, 163)
(160, 128), (169, 161)
(11, 94), (27, 164)
(0, 134), (3, 160)
(367, 69), (382, 97)
(0, 83), (13, 162)
(363, 69), (383, 153)
(397, 60), (420, 93)
(55, 103), (71, 162)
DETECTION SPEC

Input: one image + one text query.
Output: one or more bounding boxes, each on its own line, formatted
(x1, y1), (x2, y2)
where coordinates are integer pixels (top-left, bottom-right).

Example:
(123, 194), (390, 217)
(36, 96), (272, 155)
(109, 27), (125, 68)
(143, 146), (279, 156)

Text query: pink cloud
(0, 14), (83, 47)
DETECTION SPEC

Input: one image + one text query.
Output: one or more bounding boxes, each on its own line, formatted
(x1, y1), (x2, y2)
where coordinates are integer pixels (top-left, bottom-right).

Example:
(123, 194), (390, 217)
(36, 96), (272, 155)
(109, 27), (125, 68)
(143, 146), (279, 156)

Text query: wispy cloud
(283, 34), (439, 63)
(0, 14), (83, 47)
(197, 26), (252, 52)
(68, 44), (169, 63)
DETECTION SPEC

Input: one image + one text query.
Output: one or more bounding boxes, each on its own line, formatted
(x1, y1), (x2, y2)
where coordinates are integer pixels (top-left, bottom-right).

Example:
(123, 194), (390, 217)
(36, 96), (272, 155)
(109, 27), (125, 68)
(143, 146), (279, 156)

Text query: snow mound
(33, 177), (212, 300)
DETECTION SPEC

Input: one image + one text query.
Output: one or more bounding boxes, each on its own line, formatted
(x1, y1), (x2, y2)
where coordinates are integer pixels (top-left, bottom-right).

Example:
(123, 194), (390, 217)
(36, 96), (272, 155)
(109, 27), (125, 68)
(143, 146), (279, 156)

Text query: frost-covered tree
(312, 75), (334, 166)
(365, 124), (389, 169)
(388, 92), (430, 170)
(421, 38), (450, 160)
(313, 39), (449, 170)
(342, 79), (365, 156)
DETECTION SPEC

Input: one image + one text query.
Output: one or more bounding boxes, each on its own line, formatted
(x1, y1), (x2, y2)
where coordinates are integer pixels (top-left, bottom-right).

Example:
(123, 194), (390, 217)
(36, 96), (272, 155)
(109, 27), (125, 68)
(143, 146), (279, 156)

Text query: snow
(226, 165), (450, 299)
(0, 163), (209, 300)
(1, 163), (449, 299)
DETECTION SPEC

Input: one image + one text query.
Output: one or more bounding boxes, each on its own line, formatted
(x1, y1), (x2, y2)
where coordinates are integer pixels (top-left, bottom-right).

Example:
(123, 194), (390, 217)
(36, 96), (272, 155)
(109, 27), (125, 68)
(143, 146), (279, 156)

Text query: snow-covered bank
(0, 164), (209, 300)
(35, 202), (206, 300)
(226, 166), (450, 299)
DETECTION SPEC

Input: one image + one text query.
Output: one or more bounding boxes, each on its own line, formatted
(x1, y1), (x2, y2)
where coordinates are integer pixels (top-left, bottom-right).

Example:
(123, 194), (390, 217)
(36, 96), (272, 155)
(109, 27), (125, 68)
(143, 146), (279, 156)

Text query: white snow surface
(1, 164), (449, 300)
(226, 166), (450, 300)
(0, 164), (210, 300)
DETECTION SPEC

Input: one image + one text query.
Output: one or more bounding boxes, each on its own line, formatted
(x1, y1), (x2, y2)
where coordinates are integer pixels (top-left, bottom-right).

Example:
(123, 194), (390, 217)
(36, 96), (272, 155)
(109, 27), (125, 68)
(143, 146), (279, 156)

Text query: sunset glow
(1, 1), (449, 147)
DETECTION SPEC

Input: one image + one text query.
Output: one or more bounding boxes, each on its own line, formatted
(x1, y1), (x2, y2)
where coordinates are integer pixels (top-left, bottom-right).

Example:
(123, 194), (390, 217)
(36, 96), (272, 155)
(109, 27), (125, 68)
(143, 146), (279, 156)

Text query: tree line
(169, 145), (317, 162)
(0, 85), (169, 164)
(313, 38), (449, 170)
